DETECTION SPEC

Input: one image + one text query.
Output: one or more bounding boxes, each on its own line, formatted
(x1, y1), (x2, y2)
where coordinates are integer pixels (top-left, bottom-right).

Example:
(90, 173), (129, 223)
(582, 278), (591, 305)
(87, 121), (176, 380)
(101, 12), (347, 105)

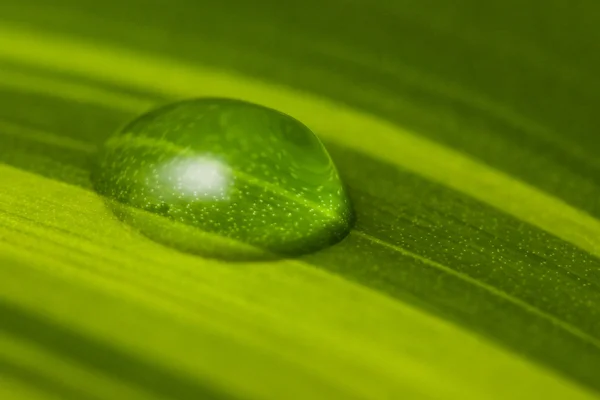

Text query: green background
(0, 0), (599, 399)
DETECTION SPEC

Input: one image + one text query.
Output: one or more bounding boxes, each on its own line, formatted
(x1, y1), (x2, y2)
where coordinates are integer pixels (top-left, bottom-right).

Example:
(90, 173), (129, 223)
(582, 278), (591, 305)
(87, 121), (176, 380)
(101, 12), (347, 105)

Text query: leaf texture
(1, 1), (600, 399)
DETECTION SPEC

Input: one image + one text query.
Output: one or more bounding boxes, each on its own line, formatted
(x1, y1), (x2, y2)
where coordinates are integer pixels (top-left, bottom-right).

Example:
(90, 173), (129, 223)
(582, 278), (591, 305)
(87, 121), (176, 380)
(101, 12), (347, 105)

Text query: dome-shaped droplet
(92, 98), (353, 260)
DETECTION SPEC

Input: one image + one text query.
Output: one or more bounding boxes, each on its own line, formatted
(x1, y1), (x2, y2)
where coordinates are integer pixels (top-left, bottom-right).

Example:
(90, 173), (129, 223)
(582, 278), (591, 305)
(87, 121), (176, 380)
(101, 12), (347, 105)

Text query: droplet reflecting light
(92, 98), (354, 260)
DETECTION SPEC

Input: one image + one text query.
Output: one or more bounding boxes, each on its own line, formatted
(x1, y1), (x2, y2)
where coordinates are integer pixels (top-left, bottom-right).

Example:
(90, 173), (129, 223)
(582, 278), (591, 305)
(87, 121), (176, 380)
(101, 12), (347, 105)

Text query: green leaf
(0, 1), (599, 399)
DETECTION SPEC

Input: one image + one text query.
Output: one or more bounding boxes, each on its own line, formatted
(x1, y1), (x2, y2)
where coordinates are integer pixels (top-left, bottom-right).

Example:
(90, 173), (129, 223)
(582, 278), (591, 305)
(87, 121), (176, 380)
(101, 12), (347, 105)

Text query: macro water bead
(92, 98), (354, 260)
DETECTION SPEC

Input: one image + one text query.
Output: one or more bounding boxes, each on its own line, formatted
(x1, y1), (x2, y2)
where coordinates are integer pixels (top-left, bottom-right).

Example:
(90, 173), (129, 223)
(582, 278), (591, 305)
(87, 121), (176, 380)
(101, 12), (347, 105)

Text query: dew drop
(92, 98), (354, 261)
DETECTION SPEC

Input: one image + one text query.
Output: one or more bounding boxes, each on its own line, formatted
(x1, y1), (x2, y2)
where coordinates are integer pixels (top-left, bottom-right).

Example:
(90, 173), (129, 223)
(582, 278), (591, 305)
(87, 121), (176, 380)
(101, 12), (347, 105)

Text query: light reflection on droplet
(159, 156), (232, 201)
(92, 97), (354, 261)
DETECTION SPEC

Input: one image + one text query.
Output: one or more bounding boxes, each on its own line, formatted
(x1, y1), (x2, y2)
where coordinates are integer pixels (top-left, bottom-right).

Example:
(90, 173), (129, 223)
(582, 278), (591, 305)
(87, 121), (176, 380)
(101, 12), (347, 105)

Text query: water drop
(92, 98), (353, 260)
